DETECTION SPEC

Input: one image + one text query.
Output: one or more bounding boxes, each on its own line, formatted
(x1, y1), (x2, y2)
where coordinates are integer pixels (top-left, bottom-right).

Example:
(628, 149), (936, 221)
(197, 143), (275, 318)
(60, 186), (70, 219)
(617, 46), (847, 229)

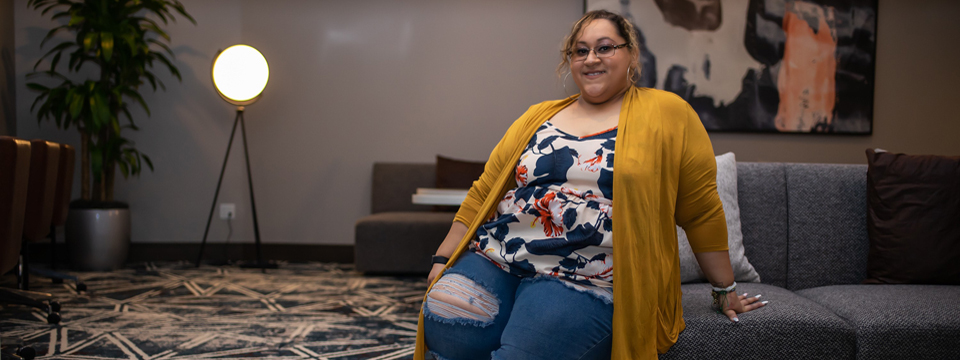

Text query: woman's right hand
(427, 263), (446, 284)
(428, 222), (468, 285)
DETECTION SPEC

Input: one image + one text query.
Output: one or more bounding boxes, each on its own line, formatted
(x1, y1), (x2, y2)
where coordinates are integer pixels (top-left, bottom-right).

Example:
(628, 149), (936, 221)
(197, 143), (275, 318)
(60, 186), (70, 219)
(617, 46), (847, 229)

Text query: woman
(415, 10), (765, 360)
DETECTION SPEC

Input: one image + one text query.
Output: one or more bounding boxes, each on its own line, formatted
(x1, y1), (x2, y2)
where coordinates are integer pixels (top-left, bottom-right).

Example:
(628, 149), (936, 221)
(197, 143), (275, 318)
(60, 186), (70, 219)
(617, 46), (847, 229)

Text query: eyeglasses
(569, 43), (629, 62)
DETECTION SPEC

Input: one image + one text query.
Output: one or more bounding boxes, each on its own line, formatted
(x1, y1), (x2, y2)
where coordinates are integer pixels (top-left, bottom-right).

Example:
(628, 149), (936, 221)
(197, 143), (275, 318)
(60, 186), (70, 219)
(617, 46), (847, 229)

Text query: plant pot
(65, 201), (130, 271)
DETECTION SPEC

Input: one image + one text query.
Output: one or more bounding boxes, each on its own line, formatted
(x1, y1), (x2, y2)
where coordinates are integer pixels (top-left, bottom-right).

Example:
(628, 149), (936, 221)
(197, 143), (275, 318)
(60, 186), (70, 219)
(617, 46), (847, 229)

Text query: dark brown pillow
(864, 149), (960, 284)
(433, 155), (486, 212)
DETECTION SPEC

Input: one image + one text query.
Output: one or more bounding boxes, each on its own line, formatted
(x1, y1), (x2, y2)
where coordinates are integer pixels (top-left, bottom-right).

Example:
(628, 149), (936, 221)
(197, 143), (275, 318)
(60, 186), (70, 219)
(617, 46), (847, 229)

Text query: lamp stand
(196, 107), (277, 271)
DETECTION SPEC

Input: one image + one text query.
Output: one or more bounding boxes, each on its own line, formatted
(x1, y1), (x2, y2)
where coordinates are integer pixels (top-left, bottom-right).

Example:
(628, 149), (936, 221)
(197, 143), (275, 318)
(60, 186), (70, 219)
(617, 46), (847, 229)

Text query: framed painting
(585, 0), (878, 134)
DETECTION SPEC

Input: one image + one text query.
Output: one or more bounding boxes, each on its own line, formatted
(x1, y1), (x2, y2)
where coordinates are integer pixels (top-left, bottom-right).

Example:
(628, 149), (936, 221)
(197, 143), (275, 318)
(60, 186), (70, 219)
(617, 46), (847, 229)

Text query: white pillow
(677, 152), (761, 283)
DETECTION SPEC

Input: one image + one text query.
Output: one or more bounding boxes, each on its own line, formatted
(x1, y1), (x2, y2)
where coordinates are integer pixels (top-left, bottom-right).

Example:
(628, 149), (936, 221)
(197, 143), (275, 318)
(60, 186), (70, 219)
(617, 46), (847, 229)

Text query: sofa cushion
(736, 162), (789, 288)
(785, 164), (869, 290)
(798, 284), (960, 359)
(661, 283), (855, 359)
(434, 155), (486, 212)
(865, 149), (960, 284)
(678, 152), (761, 283)
(435, 155), (486, 189)
(371, 163), (436, 213)
(354, 211), (455, 273)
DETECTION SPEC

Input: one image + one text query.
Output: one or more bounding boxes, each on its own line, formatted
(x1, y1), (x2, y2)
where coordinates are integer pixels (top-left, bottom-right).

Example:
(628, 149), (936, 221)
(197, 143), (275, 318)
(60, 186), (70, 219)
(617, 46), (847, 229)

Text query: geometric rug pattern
(1, 262), (428, 360)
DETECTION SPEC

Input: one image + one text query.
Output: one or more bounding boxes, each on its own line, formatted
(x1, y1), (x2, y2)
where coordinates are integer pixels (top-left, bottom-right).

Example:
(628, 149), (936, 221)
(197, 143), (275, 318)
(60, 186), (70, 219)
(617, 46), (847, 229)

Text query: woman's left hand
(722, 292), (768, 322)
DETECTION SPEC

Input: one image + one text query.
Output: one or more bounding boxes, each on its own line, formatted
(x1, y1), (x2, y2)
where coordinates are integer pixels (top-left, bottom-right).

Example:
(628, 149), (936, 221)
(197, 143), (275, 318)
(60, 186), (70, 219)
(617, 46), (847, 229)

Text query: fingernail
(754, 294), (762, 299)
(742, 293), (748, 296)
(762, 301), (769, 304)
(733, 318), (739, 322)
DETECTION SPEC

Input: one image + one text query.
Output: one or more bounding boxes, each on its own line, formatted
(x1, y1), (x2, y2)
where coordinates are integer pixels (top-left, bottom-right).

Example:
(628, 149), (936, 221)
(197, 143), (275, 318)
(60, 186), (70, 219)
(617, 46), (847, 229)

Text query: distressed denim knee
(423, 252), (521, 360)
(425, 273), (500, 326)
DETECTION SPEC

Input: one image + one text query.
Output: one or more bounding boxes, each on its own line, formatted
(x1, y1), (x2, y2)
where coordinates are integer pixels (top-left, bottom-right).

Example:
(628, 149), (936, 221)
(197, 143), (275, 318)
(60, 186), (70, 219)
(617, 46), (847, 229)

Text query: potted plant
(27, 0), (194, 270)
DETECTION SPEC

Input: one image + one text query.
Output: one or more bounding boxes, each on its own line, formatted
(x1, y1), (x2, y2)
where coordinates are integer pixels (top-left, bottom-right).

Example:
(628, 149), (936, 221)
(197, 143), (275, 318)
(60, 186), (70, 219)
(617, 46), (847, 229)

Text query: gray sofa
(355, 162), (960, 359)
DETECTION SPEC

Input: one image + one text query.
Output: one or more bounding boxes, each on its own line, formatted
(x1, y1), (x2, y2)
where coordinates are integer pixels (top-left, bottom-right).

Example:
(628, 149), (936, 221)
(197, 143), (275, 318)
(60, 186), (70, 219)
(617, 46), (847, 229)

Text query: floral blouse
(473, 121), (616, 289)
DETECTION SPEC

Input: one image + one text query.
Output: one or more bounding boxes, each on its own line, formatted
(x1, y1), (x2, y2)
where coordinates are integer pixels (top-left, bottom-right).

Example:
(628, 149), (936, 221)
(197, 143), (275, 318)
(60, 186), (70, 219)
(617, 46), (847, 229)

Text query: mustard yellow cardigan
(414, 87), (729, 359)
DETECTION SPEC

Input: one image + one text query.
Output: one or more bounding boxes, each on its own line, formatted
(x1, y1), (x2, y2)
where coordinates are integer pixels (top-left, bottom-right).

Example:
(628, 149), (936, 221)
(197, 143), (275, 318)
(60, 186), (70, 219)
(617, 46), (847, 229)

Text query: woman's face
(570, 19), (632, 103)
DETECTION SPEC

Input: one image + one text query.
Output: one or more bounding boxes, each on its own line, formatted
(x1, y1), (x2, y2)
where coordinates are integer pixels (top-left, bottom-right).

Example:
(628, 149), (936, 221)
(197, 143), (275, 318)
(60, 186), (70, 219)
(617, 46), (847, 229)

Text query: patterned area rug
(1, 262), (428, 360)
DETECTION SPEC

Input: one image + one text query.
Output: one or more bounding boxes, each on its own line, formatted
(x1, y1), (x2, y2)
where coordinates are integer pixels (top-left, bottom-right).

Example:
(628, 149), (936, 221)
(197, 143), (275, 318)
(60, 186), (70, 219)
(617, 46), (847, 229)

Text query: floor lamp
(196, 44), (276, 271)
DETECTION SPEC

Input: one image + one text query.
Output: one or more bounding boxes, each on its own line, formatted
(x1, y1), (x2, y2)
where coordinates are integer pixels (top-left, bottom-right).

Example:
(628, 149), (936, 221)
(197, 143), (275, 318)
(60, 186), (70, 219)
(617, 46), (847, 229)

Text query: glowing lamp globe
(211, 45), (269, 105)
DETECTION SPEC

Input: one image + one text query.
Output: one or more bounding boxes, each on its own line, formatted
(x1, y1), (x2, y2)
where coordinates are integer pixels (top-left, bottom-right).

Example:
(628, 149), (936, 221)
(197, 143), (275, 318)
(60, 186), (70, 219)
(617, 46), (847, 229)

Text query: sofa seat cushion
(661, 283), (855, 359)
(798, 284), (960, 360)
(355, 211), (456, 274)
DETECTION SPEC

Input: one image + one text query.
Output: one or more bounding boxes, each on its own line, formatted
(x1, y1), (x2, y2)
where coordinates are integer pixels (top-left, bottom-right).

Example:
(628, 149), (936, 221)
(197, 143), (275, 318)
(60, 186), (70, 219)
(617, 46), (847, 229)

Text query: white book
(412, 188), (469, 206)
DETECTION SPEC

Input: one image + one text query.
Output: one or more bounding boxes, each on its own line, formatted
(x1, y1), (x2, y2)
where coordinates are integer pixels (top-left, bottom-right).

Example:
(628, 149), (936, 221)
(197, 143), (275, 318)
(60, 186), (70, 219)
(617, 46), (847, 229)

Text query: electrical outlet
(220, 203), (236, 220)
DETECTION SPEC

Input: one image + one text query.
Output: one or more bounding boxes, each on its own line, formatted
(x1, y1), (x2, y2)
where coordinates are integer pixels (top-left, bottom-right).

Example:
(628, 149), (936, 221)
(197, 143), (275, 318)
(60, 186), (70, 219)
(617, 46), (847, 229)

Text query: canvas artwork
(585, 0), (877, 134)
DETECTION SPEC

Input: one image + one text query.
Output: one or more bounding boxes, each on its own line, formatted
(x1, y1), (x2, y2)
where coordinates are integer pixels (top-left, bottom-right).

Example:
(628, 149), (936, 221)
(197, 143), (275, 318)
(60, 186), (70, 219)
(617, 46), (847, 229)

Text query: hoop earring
(562, 71), (573, 97)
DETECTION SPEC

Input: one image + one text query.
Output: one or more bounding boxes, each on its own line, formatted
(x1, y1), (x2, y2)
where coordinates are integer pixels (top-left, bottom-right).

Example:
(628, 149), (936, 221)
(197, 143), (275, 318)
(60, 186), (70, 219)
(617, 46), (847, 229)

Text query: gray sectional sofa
(354, 162), (960, 359)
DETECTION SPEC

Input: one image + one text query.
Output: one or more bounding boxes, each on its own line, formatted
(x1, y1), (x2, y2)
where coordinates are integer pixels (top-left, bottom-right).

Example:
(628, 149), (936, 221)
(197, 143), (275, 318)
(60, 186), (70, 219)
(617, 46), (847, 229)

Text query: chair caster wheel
(76, 282), (87, 292)
(49, 301), (61, 312)
(47, 312), (61, 324)
(17, 346), (36, 360)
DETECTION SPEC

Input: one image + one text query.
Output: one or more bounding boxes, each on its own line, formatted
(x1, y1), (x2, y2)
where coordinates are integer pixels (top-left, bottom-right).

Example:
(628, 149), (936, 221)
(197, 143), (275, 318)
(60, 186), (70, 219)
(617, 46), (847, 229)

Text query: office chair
(1, 139), (62, 324)
(0, 137), (39, 360)
(26, 143), (84, 291)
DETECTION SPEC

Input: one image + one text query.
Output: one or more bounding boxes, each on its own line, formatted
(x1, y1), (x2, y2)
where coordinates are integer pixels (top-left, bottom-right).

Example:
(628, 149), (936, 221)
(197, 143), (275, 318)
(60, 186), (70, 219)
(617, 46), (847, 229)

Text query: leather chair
(0, 139), (62, 326)
(0, 136), (31, 280)
(26, 143), (85, 291)
(49, 144), (75, 267)
(0, 137), (39, 360)
(19, 140), (60, 290)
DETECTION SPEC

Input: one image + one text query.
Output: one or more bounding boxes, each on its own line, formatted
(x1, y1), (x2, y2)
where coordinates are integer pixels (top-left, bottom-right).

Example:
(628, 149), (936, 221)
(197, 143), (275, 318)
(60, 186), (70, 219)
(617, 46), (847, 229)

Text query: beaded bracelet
(710, 282), (737, 313)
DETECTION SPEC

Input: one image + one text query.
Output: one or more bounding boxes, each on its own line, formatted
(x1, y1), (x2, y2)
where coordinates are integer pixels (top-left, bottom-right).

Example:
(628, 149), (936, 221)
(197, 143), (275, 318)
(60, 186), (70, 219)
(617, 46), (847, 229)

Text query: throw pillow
(435, 155), (486, 189)
(864, 149), (960, 284)
(434, 155), (486, 212)
(677, 152), (762, 283)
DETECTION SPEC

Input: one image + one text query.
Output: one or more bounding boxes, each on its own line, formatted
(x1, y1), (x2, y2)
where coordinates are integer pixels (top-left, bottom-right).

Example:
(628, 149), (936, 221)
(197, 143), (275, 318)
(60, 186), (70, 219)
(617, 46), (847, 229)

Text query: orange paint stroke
(774, 2), (838, 132)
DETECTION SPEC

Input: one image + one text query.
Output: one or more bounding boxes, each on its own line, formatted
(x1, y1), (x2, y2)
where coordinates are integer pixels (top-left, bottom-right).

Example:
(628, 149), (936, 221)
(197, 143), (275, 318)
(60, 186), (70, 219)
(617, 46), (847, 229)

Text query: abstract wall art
(586, 0), (877, 134)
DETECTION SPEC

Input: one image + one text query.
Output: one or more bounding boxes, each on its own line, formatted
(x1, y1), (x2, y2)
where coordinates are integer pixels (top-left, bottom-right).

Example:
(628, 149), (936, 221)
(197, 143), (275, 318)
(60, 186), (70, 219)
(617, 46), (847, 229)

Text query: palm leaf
(82, 32), (97, 51)
(100, 31), (114, 61)
(153, 52), (180, 81)
(39, 25), (69, 48)
(33, 41), (75, 70)
(142, 153), (154, 171)
(121, 88), (150, 116)
(68, 91), (83, 120)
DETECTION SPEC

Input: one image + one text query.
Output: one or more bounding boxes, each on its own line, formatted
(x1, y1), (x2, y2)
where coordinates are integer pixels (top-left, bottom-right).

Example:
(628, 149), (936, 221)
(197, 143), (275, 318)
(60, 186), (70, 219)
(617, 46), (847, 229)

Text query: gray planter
(66, 207), (130, 271)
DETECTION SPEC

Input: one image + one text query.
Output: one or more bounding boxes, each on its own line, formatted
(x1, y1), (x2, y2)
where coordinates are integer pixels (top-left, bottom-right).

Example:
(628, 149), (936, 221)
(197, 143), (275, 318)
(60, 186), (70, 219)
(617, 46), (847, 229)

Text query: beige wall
(1, 0), (14, 135)
(11, 0), (960, 246)
(15, 0), (582, 245)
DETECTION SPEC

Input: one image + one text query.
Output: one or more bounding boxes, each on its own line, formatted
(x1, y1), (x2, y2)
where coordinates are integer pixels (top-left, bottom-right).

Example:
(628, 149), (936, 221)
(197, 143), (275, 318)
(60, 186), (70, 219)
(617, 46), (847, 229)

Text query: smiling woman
(415, 9), (767, 360)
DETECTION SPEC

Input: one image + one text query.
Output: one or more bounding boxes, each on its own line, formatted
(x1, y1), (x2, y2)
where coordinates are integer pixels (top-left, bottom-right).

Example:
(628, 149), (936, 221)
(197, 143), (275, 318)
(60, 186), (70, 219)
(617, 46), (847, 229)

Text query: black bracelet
(431, 255), (450, 265)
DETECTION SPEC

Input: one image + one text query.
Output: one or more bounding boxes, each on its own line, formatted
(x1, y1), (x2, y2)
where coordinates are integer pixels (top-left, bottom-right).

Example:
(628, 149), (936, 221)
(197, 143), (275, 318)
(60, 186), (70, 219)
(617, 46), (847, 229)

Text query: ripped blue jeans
(423, 251), (613, 360)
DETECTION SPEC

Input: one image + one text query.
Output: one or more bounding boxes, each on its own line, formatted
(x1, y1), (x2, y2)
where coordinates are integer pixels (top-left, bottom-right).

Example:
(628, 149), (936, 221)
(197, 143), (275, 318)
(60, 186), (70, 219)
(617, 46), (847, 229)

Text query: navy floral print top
(473, 121), (616, 288)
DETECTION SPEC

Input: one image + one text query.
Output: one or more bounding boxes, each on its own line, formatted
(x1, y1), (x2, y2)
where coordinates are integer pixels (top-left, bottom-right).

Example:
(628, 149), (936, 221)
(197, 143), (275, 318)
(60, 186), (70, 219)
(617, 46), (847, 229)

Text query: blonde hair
(557, 10), (642, 84)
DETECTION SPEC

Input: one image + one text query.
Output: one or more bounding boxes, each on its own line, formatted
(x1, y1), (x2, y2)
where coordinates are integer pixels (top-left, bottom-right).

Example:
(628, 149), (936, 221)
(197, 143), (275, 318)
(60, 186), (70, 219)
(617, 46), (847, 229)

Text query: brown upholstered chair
(0, 136), (31, 277)
(0, 138), (62, 326)
(18, 140), (60, 290)
(0, 137), (41, 360)
(22, 141), (59, 241)
(50, 144), (74, 231)
(44, 143), (74, 272)
(24, 142), (85, 290)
